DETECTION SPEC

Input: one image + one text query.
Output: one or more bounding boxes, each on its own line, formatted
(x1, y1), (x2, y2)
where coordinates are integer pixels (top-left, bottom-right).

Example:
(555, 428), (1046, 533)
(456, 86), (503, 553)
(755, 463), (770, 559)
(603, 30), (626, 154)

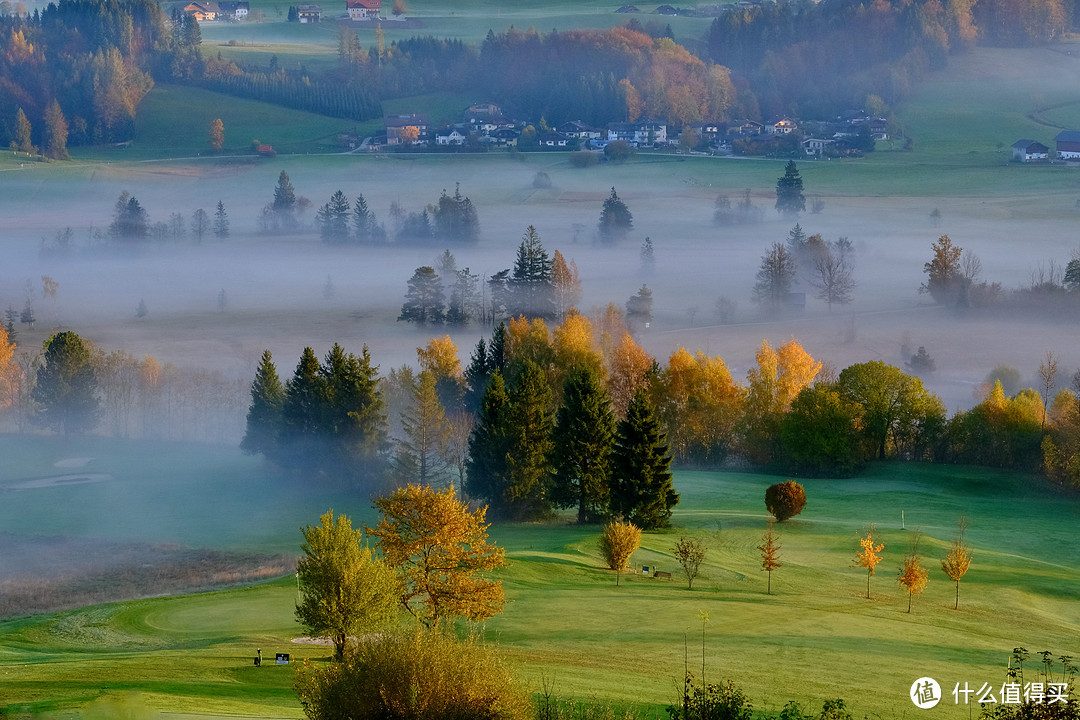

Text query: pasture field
(1, 434), (1079, 717)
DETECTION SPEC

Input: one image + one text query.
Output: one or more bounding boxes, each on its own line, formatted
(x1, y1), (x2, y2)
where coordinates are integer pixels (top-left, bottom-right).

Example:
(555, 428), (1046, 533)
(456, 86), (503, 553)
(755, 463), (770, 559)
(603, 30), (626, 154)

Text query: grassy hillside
(1, 436), (1078, 717)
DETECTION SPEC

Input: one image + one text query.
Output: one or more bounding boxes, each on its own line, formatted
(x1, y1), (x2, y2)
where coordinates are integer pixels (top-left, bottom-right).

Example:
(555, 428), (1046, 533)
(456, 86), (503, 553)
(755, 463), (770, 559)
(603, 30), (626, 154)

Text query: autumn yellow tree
(209, 118), (224, 150)
(897, 532), (929, 613)
(606, 332), (654, 417)
(505, 315), (553, 381)
(599, 519), (641, 586)
(368, 484), (505, 626)
(400, 125), (420, 144)
(659, 347), (742, 465)
(551, 250), (581, 320)
(550, 309), (604, 398)
(758, 526), (782, 594)
(853, 525), (884, 599)
(0, 325), (17, 410)
(941, 517), (972, 610)
(417, 334), (464, 409)
(743, 338), (821, 464)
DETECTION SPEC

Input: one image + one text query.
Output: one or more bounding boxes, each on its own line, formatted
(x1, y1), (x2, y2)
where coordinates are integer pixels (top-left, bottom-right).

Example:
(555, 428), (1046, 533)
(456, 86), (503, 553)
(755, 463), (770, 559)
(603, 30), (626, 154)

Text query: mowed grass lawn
(1, 435), (1079, 717)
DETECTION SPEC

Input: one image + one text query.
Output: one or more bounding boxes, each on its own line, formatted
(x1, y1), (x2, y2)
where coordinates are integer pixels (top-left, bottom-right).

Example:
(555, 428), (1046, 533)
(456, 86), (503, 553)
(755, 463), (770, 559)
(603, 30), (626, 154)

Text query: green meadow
(1, 435), (1078, 718)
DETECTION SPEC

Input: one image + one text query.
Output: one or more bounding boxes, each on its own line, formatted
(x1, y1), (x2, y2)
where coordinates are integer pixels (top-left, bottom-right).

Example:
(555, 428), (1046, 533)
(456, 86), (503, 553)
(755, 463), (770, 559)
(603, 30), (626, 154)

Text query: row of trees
(270, 172), (479, 245)
(399, 231), (582, 327)
(0, 327), (245, 443)
(108, 191), (229, 243)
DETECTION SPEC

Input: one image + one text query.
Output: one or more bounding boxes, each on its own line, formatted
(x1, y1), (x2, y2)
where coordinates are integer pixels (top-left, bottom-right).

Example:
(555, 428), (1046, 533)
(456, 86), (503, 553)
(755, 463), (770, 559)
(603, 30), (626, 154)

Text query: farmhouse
(347, 0), (380, 20)
(183, 1), (218, 21)
(768, 118), (798, 135)
(803, 138), (835, 157)
(217, 1), (249, 18)
(1011, 139), (1049, 163)
(607, 120), (667, 146)
(435, 126), (468, 146)
(1055, 130), (1080, 160)
(296, 4), (322, 22)
(558, 121), (602, 140)
(385, 114), (429, 144)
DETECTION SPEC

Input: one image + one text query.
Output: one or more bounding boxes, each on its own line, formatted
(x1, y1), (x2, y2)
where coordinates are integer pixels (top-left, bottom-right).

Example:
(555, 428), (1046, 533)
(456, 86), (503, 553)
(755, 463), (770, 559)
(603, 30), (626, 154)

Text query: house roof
(1055, 130), (1080, 143)
(185, 1), (219, 12)
(296, 4), (321, 11)
(1012, 139), (1048, 151)
(347, 0), (380, 8)
(385, 114), (429, 128)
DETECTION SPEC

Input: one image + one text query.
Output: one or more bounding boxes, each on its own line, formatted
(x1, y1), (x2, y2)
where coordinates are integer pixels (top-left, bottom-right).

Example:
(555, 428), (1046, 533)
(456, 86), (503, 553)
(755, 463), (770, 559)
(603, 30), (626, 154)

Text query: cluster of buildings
(364, 104), (888, 157)
(180, 0), (382, 22)
(1012, 130), (1080, 162)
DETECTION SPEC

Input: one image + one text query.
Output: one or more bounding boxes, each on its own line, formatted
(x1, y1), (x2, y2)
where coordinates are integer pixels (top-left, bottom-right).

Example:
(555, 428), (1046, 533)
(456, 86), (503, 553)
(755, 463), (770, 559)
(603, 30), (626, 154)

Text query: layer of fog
(2, 153), (1079, 417)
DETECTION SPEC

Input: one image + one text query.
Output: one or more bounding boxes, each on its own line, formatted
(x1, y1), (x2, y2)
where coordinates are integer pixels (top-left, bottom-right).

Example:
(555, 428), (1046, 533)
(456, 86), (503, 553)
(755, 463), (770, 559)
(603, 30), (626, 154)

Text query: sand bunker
(53, 457), (93, 468)
(8, 474), (112, 490)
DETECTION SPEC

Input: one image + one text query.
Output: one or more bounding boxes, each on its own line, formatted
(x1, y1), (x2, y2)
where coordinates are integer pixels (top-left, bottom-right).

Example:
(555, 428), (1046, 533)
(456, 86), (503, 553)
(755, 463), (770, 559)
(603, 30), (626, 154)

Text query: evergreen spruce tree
(610, 388), (678, 529)
(598, 187), (633, 243)
(446, 267), (479, 326)
(625, 284), (653, 326)
(43, 100), (70, 160)
(488, 323), (508, 375)
(33, 331), (100, 437)
(317, 190), (352, 243)
(281, 347), (330, 465)
(551, 367), (616, 524)
(352, 193), (379, 242)
(398, 266), (445, 325)
(503, 361), (555, 520)
(213, 200), (230, 239)
(463, 338), (490, 415)
(323, 343), (386, 479)
(466, 370), (511, 509)
(271, 170), (298, 229)
(391, 370), (450, 487)
(241, 350), (284, 457)
(507, 225), (555, 318)
(775, 160), (805, 218)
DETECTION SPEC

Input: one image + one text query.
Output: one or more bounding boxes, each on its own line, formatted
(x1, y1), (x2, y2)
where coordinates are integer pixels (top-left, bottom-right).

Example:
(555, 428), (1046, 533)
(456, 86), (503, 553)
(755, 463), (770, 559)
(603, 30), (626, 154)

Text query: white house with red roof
(347, 0), (380, 20)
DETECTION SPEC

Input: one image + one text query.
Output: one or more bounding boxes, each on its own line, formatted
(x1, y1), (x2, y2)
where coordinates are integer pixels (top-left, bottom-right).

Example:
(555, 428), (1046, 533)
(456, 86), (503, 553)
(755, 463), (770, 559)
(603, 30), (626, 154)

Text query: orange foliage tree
(757, 527), (782, 594)
(660, 347), (742, 465)
(606, 332), (654, 417)
(897, 532), (929, 613)
(368, 484), (505, 626)
(743, 338), (821, 464)
(940, 518), (972, 610)
(853, 526), (885, 599)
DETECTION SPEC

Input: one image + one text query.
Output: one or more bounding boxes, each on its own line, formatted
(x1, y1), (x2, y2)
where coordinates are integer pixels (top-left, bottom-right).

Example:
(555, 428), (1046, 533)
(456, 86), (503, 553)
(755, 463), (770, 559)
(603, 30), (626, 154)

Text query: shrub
(569, 150), (599, 168)
(765, 480), (806, 522)
(295, 627), (530, 720)
(599, 520), (641, 586)
(669, 676), (752, 720)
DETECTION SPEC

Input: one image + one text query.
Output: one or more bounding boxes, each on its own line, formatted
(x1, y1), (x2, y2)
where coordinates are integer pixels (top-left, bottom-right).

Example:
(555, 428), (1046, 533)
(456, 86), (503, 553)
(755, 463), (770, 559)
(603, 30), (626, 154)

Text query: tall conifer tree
(610, 388), (678, 528)
(551, 366), (616, 523)
(241, 350), (284, 457)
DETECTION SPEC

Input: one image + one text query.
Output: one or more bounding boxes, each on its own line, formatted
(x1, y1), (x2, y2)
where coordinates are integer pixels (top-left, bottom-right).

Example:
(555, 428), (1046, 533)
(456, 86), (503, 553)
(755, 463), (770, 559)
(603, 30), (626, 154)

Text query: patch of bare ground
(0, 534), (295, 619)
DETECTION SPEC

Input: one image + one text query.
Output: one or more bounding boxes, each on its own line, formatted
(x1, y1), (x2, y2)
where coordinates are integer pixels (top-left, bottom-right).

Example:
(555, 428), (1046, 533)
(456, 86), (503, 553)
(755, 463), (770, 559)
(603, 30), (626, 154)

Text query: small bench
(653, 570), (672, 580)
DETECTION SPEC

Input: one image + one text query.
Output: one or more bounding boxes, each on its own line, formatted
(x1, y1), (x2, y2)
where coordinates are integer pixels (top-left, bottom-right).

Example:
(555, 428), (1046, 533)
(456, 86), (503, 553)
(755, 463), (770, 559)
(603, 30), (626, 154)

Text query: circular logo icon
(910, 677), (942, 709)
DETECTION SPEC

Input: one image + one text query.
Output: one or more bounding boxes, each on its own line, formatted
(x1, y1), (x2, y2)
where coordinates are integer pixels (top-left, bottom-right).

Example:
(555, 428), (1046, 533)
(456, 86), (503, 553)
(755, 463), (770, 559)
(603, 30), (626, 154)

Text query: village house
(803, 137), (835, 157)
(727, 120), (764, 137)
(768, 118), (798, 135)
(538, 131), (571, 148)
(557, 121), (602, 140)
(347, 0), (380, 20)
(217, 1), (249, 19)
(183, 1), (218, 21)
(385, 114), (429, 145)
(1011, 139), (1049, 163)
(607, 120), (667, 146)
(1055, 130), (1080, 160)
(296, 4), (322, 22)
(435, 126), (469, 146)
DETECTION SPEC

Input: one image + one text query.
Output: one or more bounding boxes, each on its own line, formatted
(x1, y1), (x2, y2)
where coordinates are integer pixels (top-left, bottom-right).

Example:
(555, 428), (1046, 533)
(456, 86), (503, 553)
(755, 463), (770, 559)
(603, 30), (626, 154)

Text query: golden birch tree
(853, 525), (884, 599)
